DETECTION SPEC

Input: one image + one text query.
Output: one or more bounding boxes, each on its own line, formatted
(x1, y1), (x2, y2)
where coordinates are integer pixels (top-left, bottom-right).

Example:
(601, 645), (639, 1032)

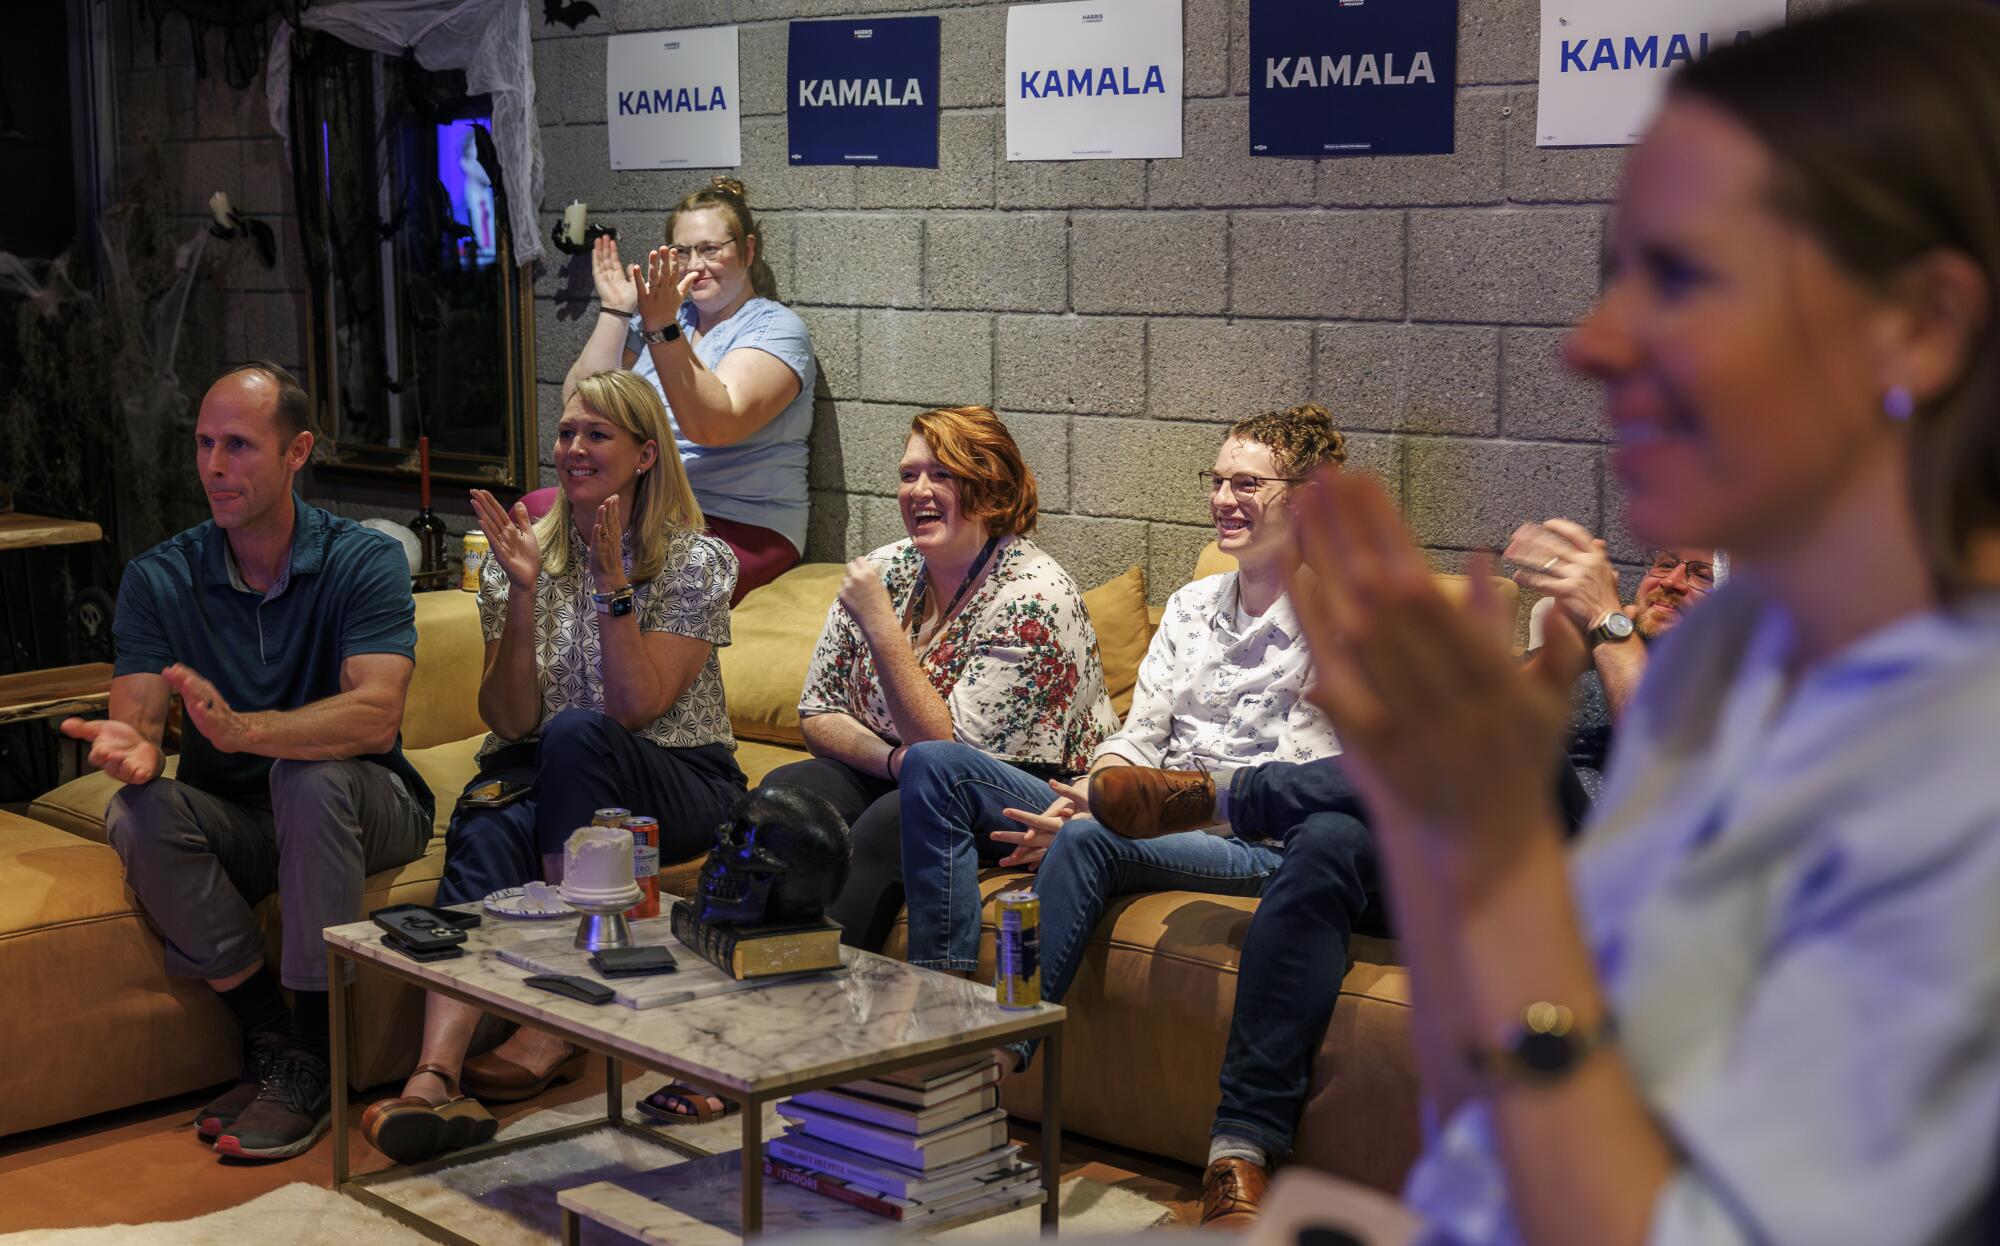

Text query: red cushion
(521, 487), (559, 521)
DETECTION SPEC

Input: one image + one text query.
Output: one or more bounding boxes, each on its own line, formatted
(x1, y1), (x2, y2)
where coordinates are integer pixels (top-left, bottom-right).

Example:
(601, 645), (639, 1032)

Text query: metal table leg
(1041, 1027), (1062, 1232)
(330, 945), (350, 1186)
(741, 1094), (763, 1237)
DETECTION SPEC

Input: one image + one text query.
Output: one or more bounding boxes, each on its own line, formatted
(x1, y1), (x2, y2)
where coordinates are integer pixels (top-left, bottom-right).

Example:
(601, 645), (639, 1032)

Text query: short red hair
(909, 406), (1039, 537)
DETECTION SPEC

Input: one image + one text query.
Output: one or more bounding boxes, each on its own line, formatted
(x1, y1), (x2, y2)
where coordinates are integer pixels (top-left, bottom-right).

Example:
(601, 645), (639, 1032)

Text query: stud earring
(1883, 384), (1915, 422)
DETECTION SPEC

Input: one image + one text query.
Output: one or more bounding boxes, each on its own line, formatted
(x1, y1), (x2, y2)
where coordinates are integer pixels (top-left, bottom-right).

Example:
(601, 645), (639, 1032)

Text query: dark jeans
(434, 708), (746, 905)
(762, 755), (904, 950)
(896, 741), (1055, 970)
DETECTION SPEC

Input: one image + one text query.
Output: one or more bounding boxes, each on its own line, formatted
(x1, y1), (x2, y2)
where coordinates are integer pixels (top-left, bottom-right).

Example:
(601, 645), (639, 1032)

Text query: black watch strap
(1466, 1003), (1618, 1086)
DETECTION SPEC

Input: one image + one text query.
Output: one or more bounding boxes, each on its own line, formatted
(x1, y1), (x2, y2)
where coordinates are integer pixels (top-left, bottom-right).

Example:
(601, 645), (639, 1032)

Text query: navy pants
(434, 708), (745, 905)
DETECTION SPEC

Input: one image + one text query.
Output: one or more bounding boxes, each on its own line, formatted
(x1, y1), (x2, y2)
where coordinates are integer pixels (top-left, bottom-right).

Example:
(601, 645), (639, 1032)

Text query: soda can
(994, 890), (1041, 1009)
(461, 530), (490, 591)
(624, 815), (661, 920)
(591, 807), (631, 828)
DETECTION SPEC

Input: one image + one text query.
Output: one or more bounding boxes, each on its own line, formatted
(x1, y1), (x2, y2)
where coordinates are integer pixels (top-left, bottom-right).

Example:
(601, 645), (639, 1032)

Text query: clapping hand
(161, 664), (255, 754)
(470, 489), (543, 590)
(588, 492), (630, 595)
(991, 777), (1090, 870)
(58, 716), (164, 786)
(1504, 518), (1623, 632)
(635, 247), (698, 334)
(591, 234), (638, 310)
(1289, 473), (1584, 857)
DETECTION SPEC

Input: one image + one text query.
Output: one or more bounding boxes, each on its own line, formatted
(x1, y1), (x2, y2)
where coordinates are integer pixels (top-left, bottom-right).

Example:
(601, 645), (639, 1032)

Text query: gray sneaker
(194, 1032), (283, 1141)
(212, 1044), (332, 1160)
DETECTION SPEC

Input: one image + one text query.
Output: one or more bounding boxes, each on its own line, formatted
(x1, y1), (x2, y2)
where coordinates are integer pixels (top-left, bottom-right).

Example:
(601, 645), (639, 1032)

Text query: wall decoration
(606, 26), (741, 170)
(1249, 0), (1458, 158)
(1005, 0), (1182, 162)
(1536, 0), (1784, 146)
(787, 16), (940, 168)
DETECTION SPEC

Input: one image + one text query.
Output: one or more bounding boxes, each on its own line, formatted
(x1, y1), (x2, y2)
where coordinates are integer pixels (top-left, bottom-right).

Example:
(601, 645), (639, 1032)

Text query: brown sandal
(361, 1063), (498, 1164)
(636, 1082), (739, 1125)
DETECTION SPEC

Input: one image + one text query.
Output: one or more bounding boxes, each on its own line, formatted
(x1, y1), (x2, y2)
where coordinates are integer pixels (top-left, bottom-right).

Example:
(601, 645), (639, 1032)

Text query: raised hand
(635, 247), (698, 333)
(470, 489), (543, 590)
(162, 664), (255, 754)
(837, 557), (898, 640)
(58, 717), (164, 786)
(591, 233), (638, 309)
(588, 492), (629, 595)
(1289, 472), (1584, 850)
(1504, 517), (1622, 632)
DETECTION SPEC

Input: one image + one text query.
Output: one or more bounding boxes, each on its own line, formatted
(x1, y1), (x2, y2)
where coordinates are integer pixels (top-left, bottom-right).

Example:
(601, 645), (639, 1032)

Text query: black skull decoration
(697, 783), (853, 926)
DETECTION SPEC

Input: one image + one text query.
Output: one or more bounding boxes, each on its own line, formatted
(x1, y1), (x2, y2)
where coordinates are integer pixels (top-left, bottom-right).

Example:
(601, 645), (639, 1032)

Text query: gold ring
(1540, 556), (1560, 572)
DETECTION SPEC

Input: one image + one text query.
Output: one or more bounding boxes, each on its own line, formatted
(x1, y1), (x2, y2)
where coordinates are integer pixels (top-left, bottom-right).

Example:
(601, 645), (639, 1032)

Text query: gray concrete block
(1316, 90), (1506, 208)
(1072, 213), (1227, 316)
(1148, 522), (1220, 602)
(1030, 515), (1149, 592)
(940, 8), (1008, 110)
(1314, 324), (1500, 436)
(237, 291), (303, 367)
(792, 214), (924, 306)
(1599, 454), (1646, 564)
(176, 140), (243, 223)
(739, 115), (857, 212)
(1227, 0), (1251, 97)
(856, 111), (998, 210)
(1228, 211), (1405, 320)
(538, 2), (616, 35)
(754, 211), (796, 301)
(537, 382), (565, 469)
(239, 138), (291, 216)
(1148, 98), (1315, 209)
(739, 21), (788, 117)
(539, 124), (619, 211)
(1458, 0), (1540, 85)
(994, 316), (1146, 415)
(997, 141), (1148, 210)
(532, 209), (656, 303)
(1186, 0), (1232, 99)
(805, 488), (905, 562)
(809, 401), (921, 494)
(1147, 319), (1314, 423)
(1009, 410), (1071, 514)
(1072, 418), (1229, 524)
(858, 310), (992, 406)
(1341, 431), (1408, 508)
(1504, 90), (1627, 203)
(795, 306), (859, 400)
(535, 297), (603, 385)
(614, 0), (722, 33)
(211, 214), (304, 295)
(534, 35), (607, 126)
(1501, 328), (1603, 440)
(1408, 209), (1603, 325)
(1405, 438), (1599, 549)
(191, 72), (266, 140)
(924, 213), (1067, 312)
(120, 69), (178, 143)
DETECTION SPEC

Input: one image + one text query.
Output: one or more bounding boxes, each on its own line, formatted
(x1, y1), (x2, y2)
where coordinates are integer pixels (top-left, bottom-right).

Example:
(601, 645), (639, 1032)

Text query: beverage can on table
(460, 530), (489, 591)
(995, 890), (1041, 1009)
(624, 815), (661, 919)
(591, 807), (631, 827)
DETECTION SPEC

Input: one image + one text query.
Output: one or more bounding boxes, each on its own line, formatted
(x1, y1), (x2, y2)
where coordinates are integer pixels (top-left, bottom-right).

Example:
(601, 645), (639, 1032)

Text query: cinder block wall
(532, 0), (1627, 601)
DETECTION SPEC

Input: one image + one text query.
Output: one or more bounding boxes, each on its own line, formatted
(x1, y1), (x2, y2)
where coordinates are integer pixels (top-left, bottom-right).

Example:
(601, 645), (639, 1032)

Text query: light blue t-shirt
(627, 297), (816, 554)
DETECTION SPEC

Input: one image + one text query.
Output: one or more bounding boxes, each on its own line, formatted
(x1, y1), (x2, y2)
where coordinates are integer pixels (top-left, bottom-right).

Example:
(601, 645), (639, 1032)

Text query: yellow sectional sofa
(4, 549), (1500, 1194)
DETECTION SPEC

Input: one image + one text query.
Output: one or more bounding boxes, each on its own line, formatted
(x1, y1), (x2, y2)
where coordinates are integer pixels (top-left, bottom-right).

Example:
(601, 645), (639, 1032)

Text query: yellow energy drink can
(591, 807), (631, 827)
(995, 890), (1041, 1009)
(461, 530), (489, 591)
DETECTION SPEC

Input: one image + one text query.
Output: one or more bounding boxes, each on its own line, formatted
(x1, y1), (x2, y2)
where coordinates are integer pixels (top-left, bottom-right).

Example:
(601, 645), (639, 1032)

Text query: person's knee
(1285, 814), (1371, 889)
(105, 779), (198, 864)
(1044, 816), (1119, 870)
(537, 707), (617, 768)
(270, 759), (364, 843)
(898, 740), (976, 795)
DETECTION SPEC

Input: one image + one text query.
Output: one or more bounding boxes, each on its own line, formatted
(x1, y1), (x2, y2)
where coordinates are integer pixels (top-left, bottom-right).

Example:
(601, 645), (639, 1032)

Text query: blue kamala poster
(788, 16), (940, 167)
(1249, 0), (1459, 158)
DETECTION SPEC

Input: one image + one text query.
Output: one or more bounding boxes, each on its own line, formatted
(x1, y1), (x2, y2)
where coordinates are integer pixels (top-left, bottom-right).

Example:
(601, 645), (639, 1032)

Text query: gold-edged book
(668, 899), (843, 979)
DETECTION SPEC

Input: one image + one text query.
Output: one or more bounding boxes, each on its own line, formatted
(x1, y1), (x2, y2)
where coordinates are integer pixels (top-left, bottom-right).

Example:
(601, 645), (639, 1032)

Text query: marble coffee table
(323, 907), (1066, 1243)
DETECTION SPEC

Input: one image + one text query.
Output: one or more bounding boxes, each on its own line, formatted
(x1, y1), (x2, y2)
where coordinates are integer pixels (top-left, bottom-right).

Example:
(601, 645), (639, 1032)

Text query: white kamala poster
(1005, 0), (1183, 162)
(606, 26), (742, 169)
(1536, 0), (1784, 146)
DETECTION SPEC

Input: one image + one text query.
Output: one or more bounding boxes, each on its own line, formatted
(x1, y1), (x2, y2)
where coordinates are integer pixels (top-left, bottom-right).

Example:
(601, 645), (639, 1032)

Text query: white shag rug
(1, 1094), (1175, 1245)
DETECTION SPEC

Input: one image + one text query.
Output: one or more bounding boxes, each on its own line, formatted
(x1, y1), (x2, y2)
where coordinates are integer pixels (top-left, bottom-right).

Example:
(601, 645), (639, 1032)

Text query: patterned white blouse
(475, 525), (738, 765)
(797, 536), (1120, 774)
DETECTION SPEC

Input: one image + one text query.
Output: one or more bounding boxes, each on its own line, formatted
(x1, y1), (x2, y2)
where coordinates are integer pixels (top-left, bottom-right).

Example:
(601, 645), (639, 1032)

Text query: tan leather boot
(1199, 1156), (1270, 1229)
(1092, 767), (1217, 839)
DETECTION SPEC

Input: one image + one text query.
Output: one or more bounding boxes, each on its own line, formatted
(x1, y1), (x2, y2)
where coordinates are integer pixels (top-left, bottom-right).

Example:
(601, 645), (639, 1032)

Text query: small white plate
(483, 886), (577, 919)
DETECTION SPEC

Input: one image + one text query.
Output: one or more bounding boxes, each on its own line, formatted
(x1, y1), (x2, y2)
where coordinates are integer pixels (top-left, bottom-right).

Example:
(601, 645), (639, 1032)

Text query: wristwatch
(591, 586), (635, 617)
(639, 321), (682, 345)
(1466, 1002), (1618, 1086)
(1587, 609), (1636, 648)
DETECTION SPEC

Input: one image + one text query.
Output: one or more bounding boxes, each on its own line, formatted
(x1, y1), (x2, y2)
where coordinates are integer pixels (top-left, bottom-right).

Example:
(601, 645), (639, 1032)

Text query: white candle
(563, 200), (588, 245)
(208, 191), (232, 229)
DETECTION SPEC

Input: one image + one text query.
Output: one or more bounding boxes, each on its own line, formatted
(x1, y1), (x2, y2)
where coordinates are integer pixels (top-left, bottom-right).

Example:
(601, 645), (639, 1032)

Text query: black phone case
(591, 946), (678, 977)
(372, 907), (470, 953)
(524, 974), (615, 1005)
(383, 932), (464, 963)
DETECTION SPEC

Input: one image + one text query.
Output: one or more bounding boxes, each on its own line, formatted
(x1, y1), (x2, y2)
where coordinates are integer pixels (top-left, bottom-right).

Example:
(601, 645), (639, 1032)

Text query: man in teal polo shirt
(61, 363), (435, 1162)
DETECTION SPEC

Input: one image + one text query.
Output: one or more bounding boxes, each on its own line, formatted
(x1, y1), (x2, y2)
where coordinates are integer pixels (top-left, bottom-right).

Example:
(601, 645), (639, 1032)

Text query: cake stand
(563, 884), (643, 951)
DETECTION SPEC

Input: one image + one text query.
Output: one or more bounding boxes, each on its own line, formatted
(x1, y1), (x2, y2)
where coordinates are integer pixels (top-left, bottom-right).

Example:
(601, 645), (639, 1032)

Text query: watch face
(1598, 611), (1634, 640)
(610, 595), (634, 617)
(1517, 1028), (1574, 1077)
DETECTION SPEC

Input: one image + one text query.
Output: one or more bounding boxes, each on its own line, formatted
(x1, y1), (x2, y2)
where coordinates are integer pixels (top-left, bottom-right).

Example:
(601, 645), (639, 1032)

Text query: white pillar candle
(208, 191), (232, 229)
(563, 200), (588, 245)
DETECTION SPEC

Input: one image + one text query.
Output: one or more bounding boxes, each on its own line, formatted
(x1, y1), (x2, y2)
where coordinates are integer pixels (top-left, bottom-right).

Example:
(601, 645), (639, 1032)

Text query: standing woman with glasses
(568, 178), (814, 601)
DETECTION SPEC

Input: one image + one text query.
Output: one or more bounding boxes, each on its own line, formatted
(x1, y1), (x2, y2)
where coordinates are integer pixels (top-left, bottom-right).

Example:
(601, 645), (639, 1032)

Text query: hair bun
(709, 176), (748, 200)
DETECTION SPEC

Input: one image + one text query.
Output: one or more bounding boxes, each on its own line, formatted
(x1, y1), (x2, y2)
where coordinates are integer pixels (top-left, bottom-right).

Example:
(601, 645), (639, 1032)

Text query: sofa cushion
(719, 564), (844, 747)
(405, 591), (489, 750)
(1079, 565), (1149, 719)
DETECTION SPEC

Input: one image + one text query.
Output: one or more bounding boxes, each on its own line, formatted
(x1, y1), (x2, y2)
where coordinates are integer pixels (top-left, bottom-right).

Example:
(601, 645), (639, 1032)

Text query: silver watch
(1587, 609), (1635, 648)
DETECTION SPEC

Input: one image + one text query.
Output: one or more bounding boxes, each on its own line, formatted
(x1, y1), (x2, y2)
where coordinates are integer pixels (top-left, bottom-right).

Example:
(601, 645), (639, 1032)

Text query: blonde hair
(537, 370), (703, 582)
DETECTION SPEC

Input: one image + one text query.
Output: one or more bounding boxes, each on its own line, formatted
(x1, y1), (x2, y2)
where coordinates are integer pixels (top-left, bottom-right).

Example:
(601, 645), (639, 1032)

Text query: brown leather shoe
(1092, 767), (1217, 839)
(460, 1044), (587, 1103)
(1199, 1157), (1270, 1230)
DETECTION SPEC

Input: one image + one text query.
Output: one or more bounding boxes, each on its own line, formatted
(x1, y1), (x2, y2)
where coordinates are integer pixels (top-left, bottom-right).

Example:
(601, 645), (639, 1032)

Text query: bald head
(209, 361), (313, 440)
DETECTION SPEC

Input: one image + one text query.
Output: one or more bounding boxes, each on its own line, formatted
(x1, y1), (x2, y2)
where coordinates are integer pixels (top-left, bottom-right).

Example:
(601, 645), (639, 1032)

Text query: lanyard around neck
(908, 536), (1001, 643)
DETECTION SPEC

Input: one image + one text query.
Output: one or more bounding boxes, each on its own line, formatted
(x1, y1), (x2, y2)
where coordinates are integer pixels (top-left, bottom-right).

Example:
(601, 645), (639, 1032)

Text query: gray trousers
(106, 758), (431, 991)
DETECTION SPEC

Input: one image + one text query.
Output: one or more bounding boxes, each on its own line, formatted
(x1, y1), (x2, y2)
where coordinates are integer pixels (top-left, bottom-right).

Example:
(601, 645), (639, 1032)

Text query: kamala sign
(788, 17), (940, 167)
(606, 26), (741, 170)
(1537, 0), (1784, 146)
(1250, 0), (1458, 157)
(1005, 0), (1183, 162)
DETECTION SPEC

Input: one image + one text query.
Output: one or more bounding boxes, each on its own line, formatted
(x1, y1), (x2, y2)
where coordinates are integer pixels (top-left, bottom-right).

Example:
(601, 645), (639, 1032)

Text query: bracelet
(599, 305), (637, 318)
(887, 745), (907, 781)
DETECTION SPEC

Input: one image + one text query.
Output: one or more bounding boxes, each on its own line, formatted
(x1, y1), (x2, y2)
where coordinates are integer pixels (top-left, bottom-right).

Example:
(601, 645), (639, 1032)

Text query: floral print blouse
(475, 525), (739, 765)
(798, 536), (1119, 773)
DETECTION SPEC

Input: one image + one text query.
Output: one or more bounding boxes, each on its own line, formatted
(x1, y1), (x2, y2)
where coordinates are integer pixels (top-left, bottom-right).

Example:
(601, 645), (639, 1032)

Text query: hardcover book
(667, 899), (842, 979)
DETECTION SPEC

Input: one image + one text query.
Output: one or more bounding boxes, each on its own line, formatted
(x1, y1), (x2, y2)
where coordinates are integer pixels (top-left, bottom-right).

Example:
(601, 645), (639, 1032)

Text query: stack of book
(766, 1053), (1041, 1224)
(668, 899), (843, 980)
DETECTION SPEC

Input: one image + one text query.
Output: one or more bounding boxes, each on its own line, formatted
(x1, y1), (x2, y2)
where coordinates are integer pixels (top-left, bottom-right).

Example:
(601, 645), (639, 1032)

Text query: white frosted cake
(558, 826), (642, 908)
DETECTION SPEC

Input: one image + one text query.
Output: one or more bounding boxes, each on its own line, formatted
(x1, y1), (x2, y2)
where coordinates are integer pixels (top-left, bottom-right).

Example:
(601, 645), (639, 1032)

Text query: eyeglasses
(1645, 550), (1717, 591)
(1198, 471), (1302, 498)
(665, 236), (739, 265)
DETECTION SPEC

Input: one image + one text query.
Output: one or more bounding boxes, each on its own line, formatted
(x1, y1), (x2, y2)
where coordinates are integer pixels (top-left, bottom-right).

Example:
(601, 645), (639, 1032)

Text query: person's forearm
(645, 337), (745, 446)
(232, 689), (404, 759)
(478, 589), (542, 739)
(800, 712), (897, 777)
(860, 625), (954, 745)
(562, 311), (634, 404)
(1592, 642), (1649, 723)
(595, 609), (668, 730)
